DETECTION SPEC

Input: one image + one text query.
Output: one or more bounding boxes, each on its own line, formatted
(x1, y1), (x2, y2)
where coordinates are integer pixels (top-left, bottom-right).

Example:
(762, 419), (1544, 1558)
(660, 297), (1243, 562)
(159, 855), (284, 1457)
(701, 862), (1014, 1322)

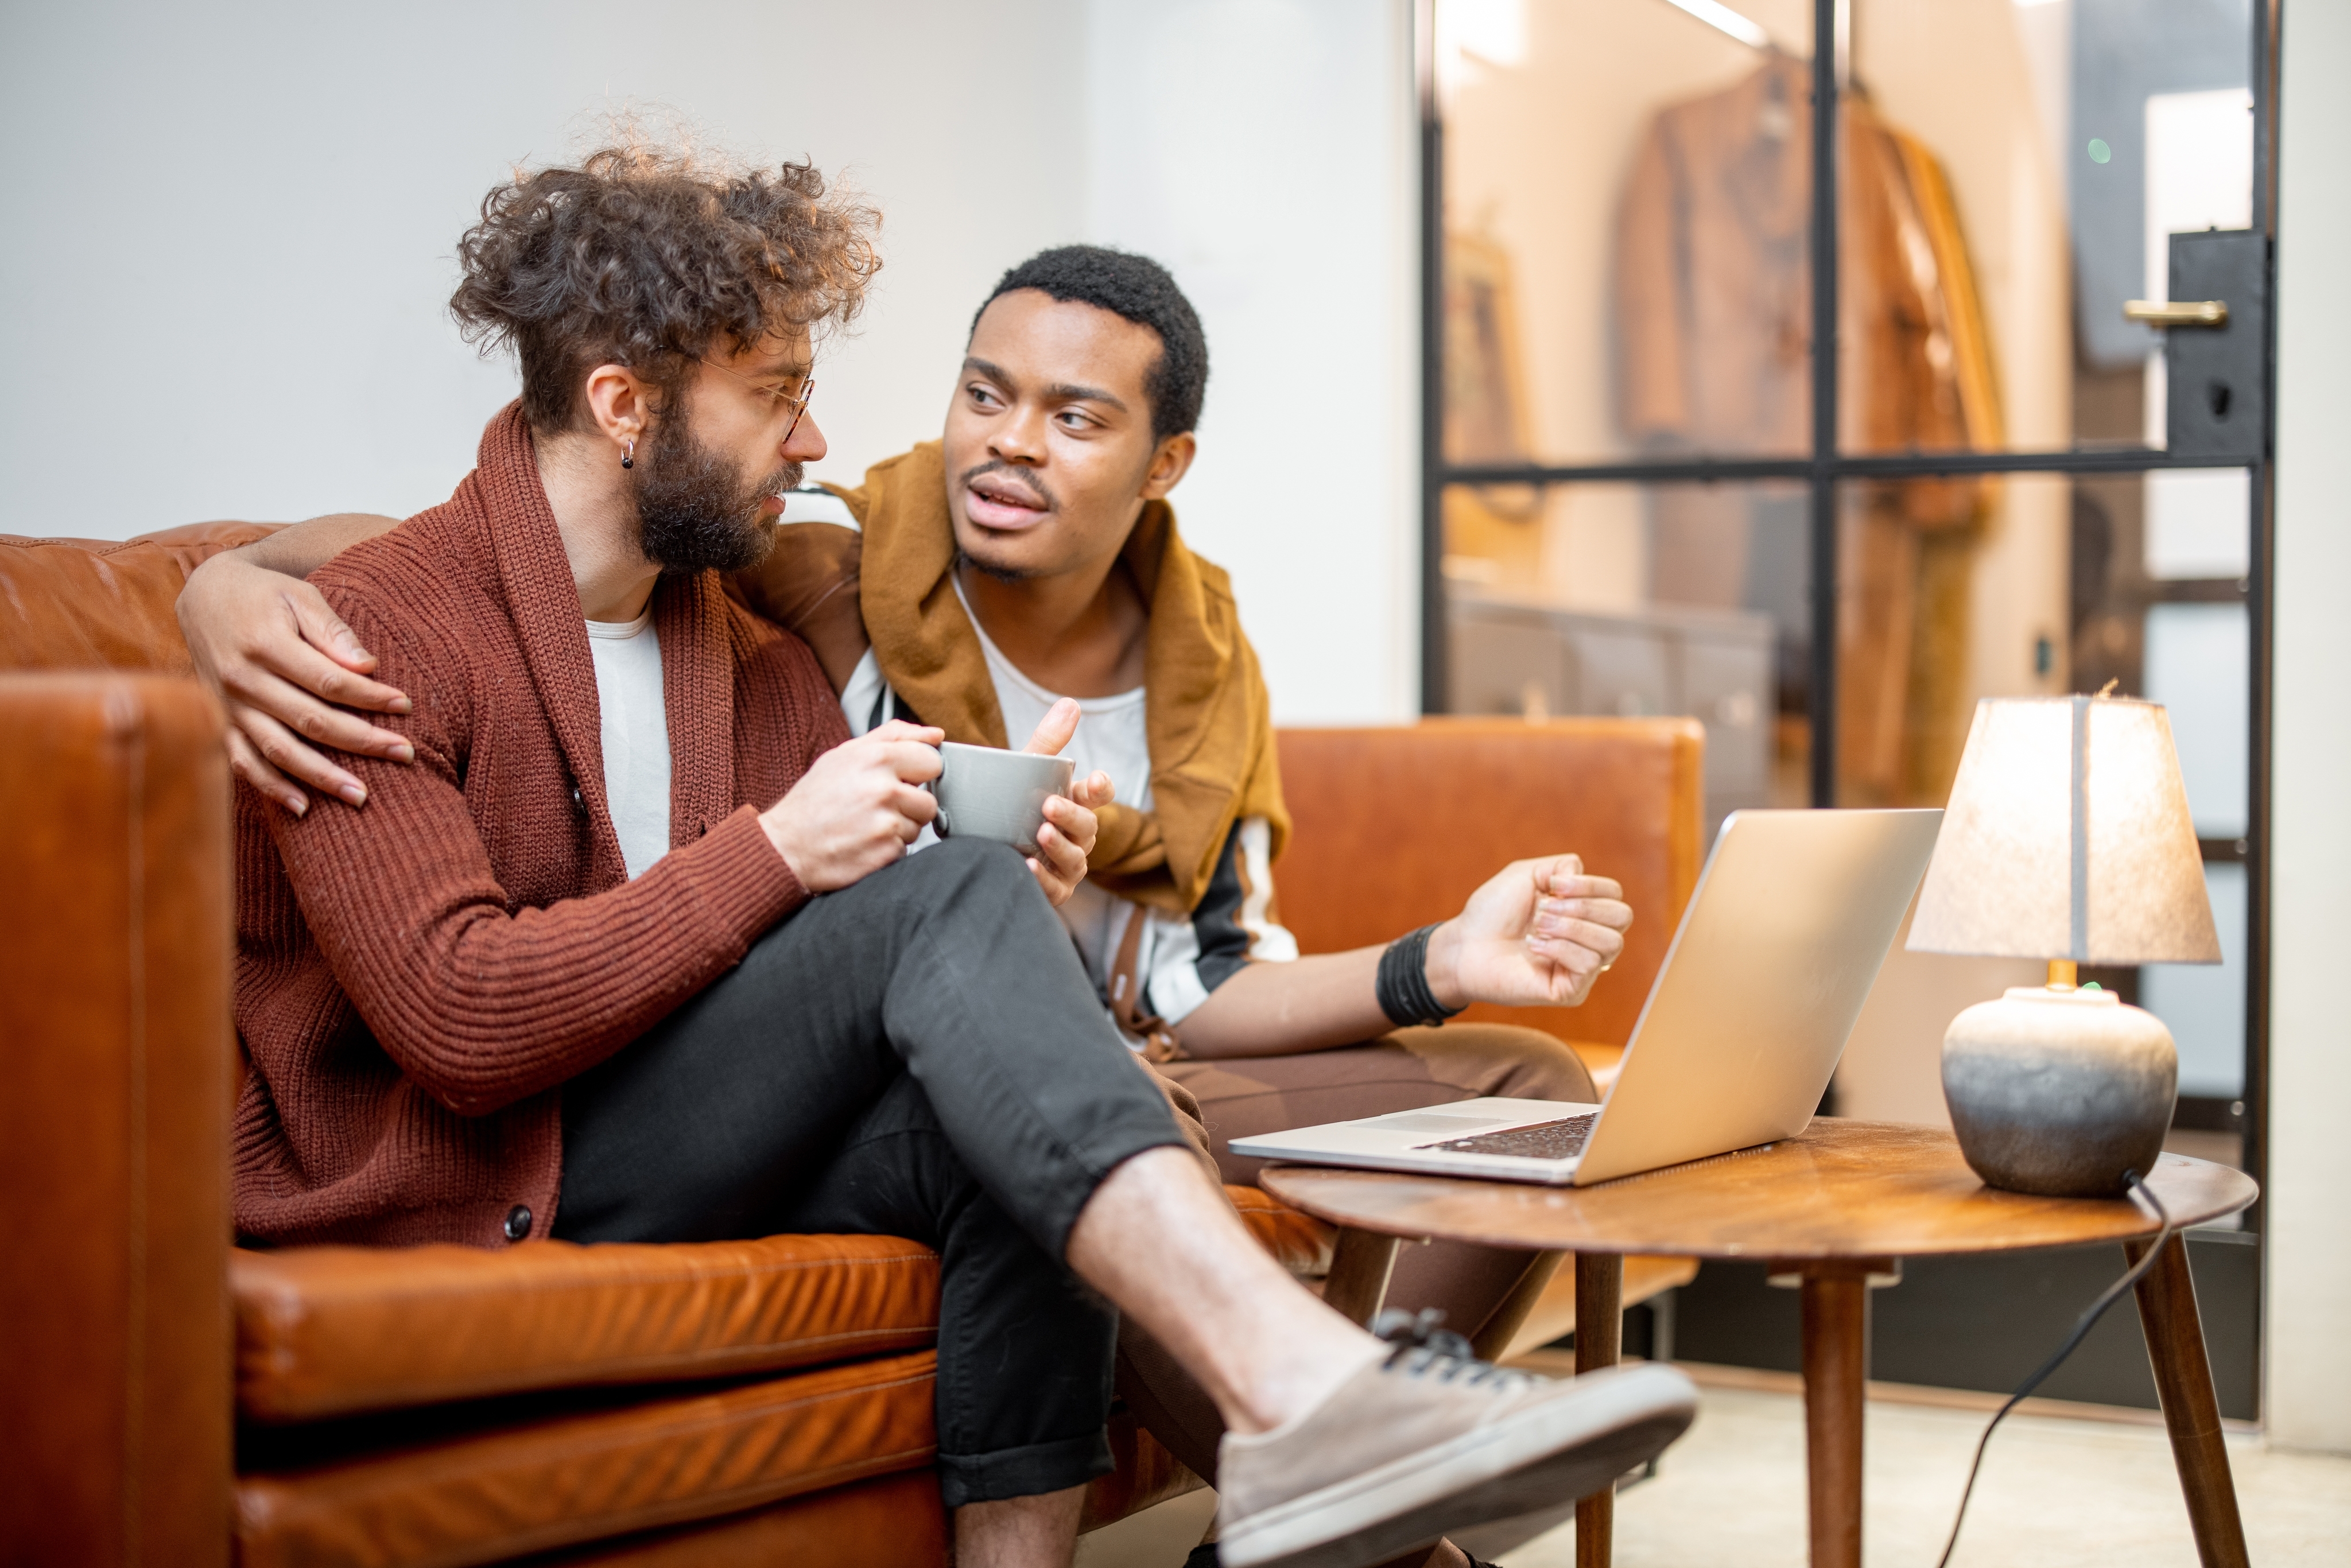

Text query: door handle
(2124, 299), (2229, 328)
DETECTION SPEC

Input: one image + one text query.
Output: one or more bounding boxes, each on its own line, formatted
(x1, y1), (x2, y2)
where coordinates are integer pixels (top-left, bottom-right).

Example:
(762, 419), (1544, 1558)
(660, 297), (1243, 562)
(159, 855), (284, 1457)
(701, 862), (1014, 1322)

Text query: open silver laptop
(1228, 809), (1942, 1186)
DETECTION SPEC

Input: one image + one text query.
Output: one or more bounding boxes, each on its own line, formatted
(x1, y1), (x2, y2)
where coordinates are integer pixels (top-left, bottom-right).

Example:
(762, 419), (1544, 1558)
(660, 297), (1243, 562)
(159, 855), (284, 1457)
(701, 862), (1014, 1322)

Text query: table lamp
(1907, 694), (2221, 1198)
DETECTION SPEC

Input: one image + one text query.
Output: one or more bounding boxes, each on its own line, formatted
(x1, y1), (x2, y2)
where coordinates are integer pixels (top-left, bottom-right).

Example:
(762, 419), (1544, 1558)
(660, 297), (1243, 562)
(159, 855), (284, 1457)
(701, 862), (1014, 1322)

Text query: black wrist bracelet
(1376, 923), (1464, 1030)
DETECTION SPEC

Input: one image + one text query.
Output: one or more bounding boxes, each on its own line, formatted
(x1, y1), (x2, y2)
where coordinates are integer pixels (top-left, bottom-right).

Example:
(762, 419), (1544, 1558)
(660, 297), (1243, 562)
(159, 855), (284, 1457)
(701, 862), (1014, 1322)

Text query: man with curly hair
(183, 146), (1693, 1568)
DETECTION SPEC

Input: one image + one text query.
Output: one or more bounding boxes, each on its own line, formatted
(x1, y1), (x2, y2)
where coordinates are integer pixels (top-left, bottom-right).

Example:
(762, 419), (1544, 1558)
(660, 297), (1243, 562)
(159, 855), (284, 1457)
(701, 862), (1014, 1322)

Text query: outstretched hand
(1021, 697), (1114, 908)
(178, 552), (414, 814)
(1424, 854), (1633, 1011)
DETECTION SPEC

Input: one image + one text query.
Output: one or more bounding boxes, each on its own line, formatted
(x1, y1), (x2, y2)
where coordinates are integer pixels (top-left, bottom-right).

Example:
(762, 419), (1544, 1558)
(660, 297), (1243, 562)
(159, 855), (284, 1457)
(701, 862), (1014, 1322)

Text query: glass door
(1420, 0), (2276, 1419)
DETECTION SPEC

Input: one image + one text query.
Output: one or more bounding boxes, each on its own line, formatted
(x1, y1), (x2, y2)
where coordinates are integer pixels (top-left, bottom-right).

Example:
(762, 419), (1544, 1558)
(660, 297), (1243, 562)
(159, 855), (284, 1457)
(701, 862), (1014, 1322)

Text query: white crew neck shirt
(584, 608), (672, 880)
(954, 575), (1155, 815)
(835, 568), (1296, 1038)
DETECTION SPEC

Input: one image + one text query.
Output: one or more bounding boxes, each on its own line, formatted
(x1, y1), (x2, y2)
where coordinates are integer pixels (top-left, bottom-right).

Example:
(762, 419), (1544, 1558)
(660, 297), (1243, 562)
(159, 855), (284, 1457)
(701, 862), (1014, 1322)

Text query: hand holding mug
(1017, 698), (1112, 907)
(762, 720), (943, 891)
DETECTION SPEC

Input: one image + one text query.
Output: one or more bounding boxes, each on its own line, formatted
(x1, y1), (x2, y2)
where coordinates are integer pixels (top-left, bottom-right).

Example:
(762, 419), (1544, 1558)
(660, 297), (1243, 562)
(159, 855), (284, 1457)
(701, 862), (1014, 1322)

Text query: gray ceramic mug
(925, 742), (1076, 857)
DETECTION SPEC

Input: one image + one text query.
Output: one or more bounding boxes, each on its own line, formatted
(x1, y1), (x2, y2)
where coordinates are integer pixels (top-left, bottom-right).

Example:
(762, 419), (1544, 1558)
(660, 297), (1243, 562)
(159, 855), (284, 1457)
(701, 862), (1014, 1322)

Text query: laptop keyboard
(1418, 1113), (1599, 1160)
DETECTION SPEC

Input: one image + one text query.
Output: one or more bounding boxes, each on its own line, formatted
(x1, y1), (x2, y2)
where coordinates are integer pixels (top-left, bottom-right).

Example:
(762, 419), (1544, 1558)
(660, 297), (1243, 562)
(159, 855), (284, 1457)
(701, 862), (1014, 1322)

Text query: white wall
(1082, 0), (1421, 725)
(0, 2), (1088, 535)
(0, 0), (1421, 724)
(2267, 0), (2351, 1456)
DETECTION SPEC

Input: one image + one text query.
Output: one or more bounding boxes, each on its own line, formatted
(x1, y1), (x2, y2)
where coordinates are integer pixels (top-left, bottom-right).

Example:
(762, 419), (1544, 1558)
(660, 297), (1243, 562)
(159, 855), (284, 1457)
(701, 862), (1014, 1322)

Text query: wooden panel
(1260, 1121), (2257, 1260)
(1273, 719), (1705, 1048)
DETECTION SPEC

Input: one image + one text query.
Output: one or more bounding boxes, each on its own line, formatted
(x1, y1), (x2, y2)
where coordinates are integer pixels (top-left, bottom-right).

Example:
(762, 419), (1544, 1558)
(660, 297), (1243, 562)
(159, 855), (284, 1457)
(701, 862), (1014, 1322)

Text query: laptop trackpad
(1359, 1111), (1516, 1134)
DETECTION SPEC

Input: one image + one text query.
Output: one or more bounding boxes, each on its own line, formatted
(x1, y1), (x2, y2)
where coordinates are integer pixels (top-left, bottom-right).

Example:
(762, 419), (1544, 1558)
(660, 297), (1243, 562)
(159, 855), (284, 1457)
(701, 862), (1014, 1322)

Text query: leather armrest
(0, 674), (232, 1563)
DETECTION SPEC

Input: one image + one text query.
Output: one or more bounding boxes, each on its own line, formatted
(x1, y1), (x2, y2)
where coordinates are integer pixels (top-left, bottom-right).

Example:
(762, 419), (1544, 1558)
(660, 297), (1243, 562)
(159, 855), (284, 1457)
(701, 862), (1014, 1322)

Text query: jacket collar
(460, 403), (738, 888)
(851, 440), (1267, 910)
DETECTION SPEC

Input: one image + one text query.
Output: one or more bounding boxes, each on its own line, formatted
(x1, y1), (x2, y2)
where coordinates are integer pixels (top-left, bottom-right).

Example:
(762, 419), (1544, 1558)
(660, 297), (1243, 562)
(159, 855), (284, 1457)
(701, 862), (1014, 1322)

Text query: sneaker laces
(1370, 1307), (1536, 1388)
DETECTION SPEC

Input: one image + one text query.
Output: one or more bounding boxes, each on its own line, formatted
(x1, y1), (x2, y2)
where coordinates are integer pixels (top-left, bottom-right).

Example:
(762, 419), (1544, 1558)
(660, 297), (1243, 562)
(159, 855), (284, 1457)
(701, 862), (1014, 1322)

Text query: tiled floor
(1506, 1383), (2351, 1568)
(1076, 1380), (2351, 1567)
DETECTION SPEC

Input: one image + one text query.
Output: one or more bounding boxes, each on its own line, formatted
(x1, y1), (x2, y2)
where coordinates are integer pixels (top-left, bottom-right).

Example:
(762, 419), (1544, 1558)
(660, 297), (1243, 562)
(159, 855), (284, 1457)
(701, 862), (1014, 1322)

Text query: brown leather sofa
(0, 524), (1703, 1567)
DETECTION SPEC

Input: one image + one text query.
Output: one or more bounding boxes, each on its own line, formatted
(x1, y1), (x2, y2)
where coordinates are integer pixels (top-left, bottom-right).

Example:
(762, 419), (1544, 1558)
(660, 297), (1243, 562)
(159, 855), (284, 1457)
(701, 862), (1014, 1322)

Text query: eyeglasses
(696, 356), (817, 442)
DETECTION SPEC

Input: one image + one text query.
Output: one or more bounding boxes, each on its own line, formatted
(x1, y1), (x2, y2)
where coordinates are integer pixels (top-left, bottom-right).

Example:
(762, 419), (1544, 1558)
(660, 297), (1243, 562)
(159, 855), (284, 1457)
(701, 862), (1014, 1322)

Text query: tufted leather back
(1274, 718), (1706, 1050)
(0, 523), (278, 673)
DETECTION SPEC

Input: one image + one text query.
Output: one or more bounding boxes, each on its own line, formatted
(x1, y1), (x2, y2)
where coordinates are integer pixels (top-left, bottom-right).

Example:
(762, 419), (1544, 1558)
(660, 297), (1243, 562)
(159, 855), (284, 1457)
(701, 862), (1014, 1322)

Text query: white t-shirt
(585, 609), (672, 882)
(836, 573), (1296, 1041)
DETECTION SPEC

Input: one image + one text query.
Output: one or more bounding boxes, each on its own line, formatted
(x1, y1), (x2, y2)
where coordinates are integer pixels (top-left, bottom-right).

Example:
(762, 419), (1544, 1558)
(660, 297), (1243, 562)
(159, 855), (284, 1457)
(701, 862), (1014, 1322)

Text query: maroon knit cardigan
(232, 405), (849, 1248)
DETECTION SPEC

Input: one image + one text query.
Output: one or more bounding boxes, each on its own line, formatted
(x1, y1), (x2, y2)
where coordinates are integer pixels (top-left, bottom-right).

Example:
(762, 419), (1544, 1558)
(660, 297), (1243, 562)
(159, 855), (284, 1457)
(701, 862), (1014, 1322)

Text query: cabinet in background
(1448, 592), (1774, 842)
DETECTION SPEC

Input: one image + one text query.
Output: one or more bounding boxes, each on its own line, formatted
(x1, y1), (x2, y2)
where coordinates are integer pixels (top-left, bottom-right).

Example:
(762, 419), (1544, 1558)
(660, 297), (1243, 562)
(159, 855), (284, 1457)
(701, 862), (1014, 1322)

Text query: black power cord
(1935, 1170), (2177, 1568)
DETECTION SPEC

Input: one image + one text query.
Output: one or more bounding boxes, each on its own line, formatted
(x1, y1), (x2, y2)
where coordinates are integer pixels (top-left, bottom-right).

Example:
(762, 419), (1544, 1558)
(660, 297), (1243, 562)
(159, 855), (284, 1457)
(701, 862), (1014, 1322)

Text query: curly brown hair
(451, 138), (880, 433)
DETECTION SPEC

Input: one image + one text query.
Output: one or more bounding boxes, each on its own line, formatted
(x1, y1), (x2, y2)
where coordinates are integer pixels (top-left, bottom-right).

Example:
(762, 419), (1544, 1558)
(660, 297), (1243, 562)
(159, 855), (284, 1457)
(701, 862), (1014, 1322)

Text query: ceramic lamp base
(1941, 986), (2178, 1198)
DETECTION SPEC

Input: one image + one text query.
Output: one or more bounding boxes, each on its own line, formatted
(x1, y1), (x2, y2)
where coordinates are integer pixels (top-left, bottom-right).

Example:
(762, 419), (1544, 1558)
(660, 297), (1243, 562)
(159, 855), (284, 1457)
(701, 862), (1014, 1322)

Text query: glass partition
(1442, 476), (1813, 845)
(1851, 0), (2255, 457)
(1437, 0), (2260, 468)
(1437, 0), (1817, 469)
(1426, 0), (2275, 1418)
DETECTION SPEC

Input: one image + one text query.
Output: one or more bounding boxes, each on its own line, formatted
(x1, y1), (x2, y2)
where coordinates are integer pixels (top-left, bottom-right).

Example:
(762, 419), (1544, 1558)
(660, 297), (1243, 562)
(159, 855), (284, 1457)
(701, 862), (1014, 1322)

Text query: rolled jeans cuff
(1022, 1113), (1193, 1266)
(936, 1427), (1115, 1509)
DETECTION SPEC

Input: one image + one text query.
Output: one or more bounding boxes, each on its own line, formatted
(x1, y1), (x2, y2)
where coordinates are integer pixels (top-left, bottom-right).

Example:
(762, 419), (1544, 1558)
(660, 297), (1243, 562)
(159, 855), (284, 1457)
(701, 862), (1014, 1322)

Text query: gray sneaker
(1213, 1313), (1697, 1568)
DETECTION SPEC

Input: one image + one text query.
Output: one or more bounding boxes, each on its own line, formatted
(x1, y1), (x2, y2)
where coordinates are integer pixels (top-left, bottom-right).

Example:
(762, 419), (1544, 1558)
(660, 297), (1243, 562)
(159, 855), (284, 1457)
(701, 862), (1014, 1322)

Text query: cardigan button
(503, 1205), (533, 1241)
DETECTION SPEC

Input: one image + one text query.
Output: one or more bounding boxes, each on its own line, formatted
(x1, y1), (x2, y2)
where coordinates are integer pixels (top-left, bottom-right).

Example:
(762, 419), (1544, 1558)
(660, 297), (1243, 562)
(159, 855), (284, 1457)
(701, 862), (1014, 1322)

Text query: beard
(633, 414), (798, 575)
(955, 546), (1030, 584)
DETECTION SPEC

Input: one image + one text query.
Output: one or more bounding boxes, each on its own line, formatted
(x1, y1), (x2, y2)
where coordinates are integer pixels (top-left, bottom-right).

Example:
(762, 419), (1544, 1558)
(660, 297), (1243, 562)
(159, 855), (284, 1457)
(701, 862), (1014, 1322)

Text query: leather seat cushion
(236, 1189), (1326, 1423)
(235, 1349), (938, 1568)
(234, 1235), (941, 1423)
(523, 1469), (950, 1566)
(535, 1414), (1200, 1566)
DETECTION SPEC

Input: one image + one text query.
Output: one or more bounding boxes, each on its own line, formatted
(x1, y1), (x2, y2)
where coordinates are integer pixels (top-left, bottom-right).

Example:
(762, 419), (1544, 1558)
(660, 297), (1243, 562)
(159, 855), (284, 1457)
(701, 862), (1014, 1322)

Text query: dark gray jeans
(553, 838), (1183, 1508)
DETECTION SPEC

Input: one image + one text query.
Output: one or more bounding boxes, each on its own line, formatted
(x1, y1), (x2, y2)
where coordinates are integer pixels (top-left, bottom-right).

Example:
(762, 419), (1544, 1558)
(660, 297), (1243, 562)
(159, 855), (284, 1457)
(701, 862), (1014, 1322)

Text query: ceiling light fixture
(1659, 0), (1770, 50)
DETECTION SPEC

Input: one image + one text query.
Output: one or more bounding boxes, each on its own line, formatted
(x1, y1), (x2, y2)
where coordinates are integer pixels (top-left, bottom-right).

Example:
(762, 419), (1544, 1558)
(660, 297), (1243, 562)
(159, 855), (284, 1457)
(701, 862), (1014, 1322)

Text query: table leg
(2126, 1233), (2250, 1568)
(1801, 1270), (1868, 1568)
(1322, 1227), (1400, 1328)
(1574, 1252), (1623, 1568)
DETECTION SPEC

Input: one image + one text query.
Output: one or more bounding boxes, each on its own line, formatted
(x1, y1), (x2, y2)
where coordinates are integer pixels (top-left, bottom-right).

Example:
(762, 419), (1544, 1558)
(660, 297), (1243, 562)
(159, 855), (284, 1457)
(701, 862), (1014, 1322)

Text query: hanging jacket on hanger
(1612, 53), (2001, 802)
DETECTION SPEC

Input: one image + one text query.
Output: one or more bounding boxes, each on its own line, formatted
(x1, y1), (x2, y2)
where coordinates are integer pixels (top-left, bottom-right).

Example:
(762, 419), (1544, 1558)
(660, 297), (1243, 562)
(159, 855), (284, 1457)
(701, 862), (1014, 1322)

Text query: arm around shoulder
(232, 512), (405, 578)
(261, 599), (812, 1115)
(727, 521), (869, 694)
(178, 513), (414, 815)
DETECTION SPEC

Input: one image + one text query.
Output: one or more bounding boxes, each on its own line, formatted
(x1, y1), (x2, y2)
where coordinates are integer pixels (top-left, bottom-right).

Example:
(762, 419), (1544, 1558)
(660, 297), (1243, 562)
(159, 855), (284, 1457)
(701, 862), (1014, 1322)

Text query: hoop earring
(621, 439), (635, 471)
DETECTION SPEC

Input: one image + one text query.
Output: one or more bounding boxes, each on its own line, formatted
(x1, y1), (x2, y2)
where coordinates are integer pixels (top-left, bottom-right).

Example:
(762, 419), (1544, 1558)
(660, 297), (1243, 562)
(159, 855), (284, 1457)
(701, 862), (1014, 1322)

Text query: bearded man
(188, 145), (1692, 1568)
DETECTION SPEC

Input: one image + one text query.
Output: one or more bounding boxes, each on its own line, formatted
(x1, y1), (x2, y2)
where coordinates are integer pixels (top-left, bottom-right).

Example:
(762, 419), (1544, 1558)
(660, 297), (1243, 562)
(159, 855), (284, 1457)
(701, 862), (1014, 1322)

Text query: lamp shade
(1907, 696), (2220, 964)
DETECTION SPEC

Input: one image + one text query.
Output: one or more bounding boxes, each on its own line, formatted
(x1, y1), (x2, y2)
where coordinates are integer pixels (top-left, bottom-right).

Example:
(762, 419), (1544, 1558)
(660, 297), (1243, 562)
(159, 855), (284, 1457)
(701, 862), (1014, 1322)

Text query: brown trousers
(1118, 1023), (1597, 1482)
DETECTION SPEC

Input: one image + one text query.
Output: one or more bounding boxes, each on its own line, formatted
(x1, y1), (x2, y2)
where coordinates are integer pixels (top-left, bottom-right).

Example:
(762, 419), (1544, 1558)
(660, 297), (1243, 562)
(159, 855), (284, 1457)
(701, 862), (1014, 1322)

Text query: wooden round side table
(1260, 1118), (2257, 1568)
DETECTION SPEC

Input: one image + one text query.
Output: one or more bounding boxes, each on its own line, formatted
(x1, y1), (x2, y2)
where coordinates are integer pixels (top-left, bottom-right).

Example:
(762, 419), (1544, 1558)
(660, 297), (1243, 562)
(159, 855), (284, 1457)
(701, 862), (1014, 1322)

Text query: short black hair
(974, 245), (1208, 440)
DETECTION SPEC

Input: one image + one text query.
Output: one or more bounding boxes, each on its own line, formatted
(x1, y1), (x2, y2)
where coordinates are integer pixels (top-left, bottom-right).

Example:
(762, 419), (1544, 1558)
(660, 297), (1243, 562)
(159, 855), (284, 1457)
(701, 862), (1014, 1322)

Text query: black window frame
(1415, 0), (2283, 1237)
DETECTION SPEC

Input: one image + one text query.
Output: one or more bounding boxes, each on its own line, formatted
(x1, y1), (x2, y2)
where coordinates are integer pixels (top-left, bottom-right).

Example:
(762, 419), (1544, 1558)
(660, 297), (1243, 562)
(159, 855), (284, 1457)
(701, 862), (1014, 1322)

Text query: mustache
(764, 460), (805, 499)
(956, 458), (1054, 514)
